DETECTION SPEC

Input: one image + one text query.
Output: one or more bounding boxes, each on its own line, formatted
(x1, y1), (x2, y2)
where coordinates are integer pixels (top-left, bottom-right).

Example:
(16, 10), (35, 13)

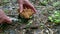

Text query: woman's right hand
(18, 0), (36, 13)
(0, 9), (12, 24)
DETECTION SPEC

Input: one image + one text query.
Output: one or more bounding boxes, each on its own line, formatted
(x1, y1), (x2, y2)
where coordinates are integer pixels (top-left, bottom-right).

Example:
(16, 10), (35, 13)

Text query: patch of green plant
(2, 0), (10, 2)
(52, 1), (60, 7)
(48, 10), (60, 24)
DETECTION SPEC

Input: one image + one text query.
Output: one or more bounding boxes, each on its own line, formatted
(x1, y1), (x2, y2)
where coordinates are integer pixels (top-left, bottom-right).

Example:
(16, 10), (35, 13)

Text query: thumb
(19, 4), (23, 13)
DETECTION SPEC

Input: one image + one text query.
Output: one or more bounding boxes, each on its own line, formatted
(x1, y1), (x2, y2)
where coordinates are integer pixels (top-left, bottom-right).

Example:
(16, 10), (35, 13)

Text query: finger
(0, 9), (6, 24)
(23, 4), (29, 9)
(25, 0), (37, 13)
(19, 4), (23, 13)
(3, 16), (12, 24)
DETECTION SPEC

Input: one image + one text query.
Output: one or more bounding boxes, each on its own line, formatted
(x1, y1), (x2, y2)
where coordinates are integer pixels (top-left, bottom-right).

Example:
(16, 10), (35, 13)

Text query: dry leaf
(18, 8), (35, 19)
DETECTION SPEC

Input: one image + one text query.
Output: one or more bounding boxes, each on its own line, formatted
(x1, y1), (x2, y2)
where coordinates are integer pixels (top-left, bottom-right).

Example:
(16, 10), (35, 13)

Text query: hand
(0, 9), (12, 24)
(18, 0), (36, 13)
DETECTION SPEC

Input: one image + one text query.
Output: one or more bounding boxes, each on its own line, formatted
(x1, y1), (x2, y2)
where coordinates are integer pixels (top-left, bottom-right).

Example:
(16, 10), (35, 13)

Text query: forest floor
(0, 0), (60, 34)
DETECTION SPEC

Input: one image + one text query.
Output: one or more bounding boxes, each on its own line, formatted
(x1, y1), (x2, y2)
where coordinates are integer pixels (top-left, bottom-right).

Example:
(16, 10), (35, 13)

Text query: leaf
(54, 19), (60, 23)
(48, 16), (52, 20)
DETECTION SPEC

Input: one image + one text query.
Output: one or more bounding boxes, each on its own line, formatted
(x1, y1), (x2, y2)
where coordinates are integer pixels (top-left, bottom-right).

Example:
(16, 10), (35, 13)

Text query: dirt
(0, 0), (60, 34)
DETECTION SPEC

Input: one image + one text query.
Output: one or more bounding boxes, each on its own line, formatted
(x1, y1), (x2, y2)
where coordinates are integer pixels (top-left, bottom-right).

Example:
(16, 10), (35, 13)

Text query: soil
(0, 0), (60, 34)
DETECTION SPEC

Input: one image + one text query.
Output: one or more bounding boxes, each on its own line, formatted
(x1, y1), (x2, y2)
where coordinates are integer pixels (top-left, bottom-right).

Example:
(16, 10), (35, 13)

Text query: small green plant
(48, 10), (60, 24)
